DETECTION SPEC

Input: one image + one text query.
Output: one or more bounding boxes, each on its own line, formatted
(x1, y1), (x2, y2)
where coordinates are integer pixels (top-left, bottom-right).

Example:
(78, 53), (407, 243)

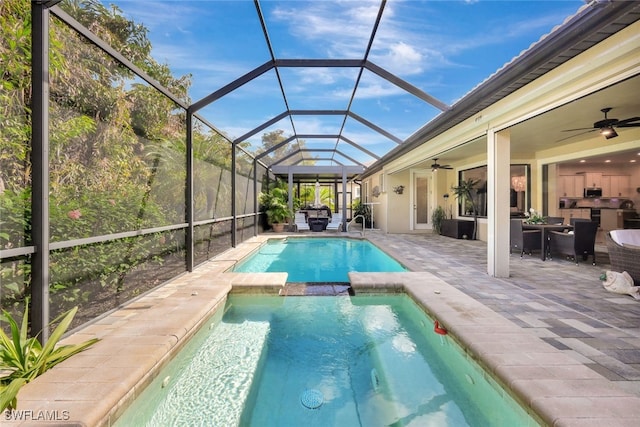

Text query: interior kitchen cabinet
(583, 172), (602, 188)
(558, 175), (585, 197)
(609, 175), (630, 197)
(601, 209), (638, 231)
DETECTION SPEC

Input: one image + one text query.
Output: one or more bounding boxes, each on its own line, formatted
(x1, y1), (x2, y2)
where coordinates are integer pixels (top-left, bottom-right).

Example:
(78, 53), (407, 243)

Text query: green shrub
(0, 300), (99, 411)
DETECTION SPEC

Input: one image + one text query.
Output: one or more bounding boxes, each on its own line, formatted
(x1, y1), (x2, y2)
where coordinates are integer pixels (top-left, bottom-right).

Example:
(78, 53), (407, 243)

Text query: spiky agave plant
(0, 301), (99, 411)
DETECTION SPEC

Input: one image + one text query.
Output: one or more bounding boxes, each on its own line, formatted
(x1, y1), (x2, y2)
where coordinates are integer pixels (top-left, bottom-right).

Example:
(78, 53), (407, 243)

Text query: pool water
(115, 295), (539, 427)
(232, 237), (407, 282)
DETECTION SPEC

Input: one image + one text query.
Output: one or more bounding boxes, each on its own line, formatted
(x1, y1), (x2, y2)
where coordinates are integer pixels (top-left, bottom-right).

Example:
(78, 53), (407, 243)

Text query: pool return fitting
(434, 320), (448, 335)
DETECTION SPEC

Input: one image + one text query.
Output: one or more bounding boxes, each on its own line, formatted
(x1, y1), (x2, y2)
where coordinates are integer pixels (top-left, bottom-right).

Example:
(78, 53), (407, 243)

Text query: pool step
(280, 282), (353, 296)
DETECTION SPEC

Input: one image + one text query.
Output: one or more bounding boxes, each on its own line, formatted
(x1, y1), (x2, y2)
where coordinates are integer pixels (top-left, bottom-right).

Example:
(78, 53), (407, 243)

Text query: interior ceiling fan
(430, 158), (453, 171)
(559, 107), (640, 141)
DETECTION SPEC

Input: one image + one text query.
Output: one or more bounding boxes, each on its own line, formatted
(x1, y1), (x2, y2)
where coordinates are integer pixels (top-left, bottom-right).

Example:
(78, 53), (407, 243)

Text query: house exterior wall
(375, 20), (639, 243)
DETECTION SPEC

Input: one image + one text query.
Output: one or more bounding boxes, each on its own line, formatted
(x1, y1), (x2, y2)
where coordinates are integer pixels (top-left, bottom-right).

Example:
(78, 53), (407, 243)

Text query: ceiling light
(605, 160), (611, 163)
(579, 159), (586, 163)
(600, 126), (618, 139)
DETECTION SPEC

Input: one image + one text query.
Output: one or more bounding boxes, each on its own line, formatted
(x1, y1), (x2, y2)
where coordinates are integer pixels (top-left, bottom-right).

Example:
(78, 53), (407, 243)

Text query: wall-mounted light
(392, 185), (404, 195)
(600, 126), (618, 139)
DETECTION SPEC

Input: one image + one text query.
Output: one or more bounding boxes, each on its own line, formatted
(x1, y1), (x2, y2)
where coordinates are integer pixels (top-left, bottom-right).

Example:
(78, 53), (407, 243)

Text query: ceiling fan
(559, 107), (640, 141)
(430, 158), (453, 171)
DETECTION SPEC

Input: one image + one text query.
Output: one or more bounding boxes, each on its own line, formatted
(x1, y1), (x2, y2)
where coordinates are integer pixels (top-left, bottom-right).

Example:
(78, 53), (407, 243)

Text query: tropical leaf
(0, 301), (99, 411)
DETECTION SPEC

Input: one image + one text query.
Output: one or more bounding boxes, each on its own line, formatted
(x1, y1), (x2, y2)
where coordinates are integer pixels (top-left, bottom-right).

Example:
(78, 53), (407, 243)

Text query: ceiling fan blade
(615, 116), (640, 126)
(555, 129), (596, 143)
(561, 127), (593, 132)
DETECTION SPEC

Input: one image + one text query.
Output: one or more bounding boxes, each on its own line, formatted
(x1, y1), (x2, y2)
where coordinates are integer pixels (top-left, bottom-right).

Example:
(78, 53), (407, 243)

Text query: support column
(288, 169), (294, 213)
(341, 168), (347, 231)
(31, 3), (50, 343)
(231, 144), (236, 247)
(487, 128), (511, 277)
(253, 159), (258, 236)
(185, 112), (194, 271)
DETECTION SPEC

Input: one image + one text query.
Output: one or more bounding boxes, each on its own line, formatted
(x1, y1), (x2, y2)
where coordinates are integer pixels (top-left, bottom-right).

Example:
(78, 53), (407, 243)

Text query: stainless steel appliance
(584, 187), (602, 198)
(590, 208), (601, 226)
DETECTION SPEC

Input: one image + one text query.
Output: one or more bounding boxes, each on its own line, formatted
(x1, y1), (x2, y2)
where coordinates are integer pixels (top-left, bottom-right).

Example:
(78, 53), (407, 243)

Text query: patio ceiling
(401, 74), (640, 173)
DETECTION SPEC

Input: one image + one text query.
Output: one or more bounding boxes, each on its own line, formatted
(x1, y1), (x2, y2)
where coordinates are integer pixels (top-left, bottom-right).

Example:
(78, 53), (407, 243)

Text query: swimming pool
(114, 295), (539, 426)
(232, 237), (407, 282)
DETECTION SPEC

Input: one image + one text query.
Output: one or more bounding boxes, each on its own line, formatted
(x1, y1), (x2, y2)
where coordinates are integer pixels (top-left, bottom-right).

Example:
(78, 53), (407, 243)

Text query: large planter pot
(271, 223), (285, 233)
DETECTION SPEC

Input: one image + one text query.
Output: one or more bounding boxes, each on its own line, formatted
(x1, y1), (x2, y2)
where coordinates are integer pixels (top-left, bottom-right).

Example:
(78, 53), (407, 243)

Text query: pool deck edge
(350, 271), (640, 427)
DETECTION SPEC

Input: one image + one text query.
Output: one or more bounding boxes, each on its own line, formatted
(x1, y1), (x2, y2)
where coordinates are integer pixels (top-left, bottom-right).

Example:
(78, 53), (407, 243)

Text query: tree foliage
(0, 0), (230, 323)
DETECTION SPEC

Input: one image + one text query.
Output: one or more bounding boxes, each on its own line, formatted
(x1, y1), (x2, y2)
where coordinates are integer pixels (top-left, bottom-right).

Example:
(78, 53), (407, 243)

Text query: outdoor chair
(606, 230), (640, 283)
(510, 219), (542, 257)
(326, 213), (343, 231)
(545, 216), (564, 225)
(548, 220), (598, 265)
(569, 217), (591, 227)
(294, 212), (310, 232)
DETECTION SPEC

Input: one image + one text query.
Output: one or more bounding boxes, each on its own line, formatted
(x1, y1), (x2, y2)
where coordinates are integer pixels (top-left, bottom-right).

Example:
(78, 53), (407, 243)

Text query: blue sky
(108, 0), (584, 164)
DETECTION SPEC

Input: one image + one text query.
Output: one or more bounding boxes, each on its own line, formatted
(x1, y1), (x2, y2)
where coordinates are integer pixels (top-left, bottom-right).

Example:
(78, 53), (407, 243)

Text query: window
(457, 164), (529, 217)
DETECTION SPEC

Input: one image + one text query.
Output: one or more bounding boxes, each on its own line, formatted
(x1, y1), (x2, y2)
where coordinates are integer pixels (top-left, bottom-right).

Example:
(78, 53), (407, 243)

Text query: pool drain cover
(300, 389), (323, 409)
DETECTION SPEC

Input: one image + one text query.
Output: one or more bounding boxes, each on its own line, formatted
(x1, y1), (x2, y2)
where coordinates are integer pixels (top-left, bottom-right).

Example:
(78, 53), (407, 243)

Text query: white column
(342, 168), (347, 231)
(487, 128), (511, 277)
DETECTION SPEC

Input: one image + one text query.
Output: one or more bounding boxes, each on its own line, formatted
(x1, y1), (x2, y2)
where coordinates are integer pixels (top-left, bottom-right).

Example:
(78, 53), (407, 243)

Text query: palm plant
(259, 183), (293, 231)
(0, 301), (99, 411)
(451, 178), (481, 240)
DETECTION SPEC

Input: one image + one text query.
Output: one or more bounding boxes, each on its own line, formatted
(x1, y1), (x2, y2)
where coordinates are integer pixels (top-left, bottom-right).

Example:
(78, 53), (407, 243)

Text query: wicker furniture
(545, 216), (565, 225)
(441, 219), (474, 239)
(510, 219), (542, 257)
(548, 220), (598, 265)
(606, 230), (640, 283)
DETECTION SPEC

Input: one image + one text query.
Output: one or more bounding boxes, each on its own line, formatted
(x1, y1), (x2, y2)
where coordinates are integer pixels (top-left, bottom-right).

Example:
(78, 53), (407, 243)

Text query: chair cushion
(610, 230), (640, 247)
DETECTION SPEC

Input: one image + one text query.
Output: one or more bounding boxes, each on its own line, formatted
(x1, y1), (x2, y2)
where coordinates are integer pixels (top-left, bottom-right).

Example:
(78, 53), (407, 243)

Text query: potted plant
(352, 199), (372, 228)
(259, 185), (292, 232)
(451, 178), (481, 240)
(431, 205), (446, 235)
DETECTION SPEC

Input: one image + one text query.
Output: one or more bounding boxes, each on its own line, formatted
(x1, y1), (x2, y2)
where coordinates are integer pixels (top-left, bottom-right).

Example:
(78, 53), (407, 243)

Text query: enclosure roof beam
(364, 61), (450, 112)
(338, 136), (380, 160)
(347, 112), (403, 144)
(189, 61), (274, 114)
(255, 135), (297, 160)
(234, 111), (290, 144)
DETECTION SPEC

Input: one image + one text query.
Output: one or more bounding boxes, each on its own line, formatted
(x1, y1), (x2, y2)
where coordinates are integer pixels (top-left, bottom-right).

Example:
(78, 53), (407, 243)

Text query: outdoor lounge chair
(548, 220), (598, 265)
(510, 219), (541, 257)
(326, 213), (343, 231)
(294, 212), (310, 232)
(606, 230), (640, 283)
